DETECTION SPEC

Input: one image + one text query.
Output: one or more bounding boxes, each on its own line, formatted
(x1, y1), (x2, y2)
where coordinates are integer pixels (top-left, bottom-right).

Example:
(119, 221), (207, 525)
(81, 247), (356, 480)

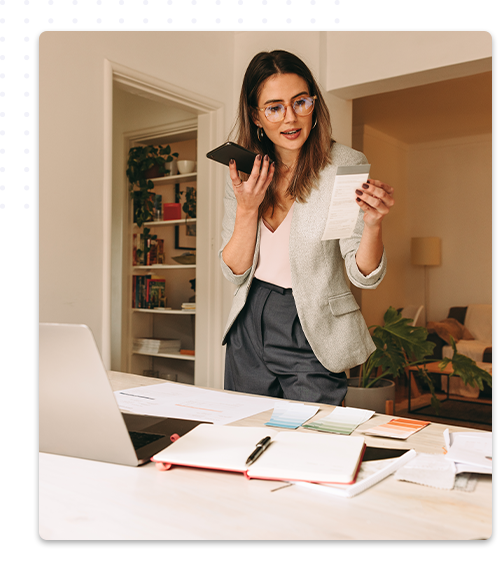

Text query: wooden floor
(393, 376), (492, 431)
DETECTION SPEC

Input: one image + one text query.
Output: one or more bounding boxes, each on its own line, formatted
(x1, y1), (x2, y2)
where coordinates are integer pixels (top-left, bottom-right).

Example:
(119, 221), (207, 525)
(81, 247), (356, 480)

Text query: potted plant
(127, 144), (179, 262)
(345, 307), (492, 413)
(178, 186), (197, 220)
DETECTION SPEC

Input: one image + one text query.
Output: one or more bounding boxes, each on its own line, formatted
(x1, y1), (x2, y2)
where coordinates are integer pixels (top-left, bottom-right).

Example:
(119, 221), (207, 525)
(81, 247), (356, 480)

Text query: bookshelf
(127, 120), (198, 384)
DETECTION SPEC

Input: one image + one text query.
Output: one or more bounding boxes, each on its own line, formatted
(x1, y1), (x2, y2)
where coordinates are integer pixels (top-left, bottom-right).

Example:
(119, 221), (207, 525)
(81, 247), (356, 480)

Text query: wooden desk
(39, 372), (492, 540)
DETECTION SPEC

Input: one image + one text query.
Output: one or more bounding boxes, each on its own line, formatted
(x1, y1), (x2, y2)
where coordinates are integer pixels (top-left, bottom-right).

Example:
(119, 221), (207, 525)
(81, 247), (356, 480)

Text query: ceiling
(352, 72), (492, 144)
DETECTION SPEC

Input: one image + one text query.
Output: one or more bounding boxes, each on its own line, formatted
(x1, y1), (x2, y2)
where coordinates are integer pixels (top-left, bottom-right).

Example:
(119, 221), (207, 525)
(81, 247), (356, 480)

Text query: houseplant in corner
(345, 307), (492, 413)
(127, 144), (179, 262)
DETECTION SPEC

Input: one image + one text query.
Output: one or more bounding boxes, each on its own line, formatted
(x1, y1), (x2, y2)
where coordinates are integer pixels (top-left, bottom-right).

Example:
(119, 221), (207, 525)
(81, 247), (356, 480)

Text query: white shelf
(134, 218), (196, 227)
(133, 351), (196, 362)
(133, 264), (196, 270)
(132, 308), (196, 315)
(149, 172), (197, 186)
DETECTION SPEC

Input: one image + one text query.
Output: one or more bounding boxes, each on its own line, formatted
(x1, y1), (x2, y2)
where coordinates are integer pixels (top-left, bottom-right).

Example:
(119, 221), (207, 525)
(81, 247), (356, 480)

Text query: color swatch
(265, 402), (319, 429)
(363, 418), (430, 440)
(303, 406), (374, 435)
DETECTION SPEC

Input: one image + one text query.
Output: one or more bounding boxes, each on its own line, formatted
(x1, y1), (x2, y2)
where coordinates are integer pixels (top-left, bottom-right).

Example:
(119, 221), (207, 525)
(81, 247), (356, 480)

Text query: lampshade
(411, 237), (441, 266)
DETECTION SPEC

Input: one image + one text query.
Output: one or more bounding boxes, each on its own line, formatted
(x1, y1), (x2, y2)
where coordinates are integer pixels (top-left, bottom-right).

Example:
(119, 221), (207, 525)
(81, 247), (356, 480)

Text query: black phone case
(206, 142), (257, 175)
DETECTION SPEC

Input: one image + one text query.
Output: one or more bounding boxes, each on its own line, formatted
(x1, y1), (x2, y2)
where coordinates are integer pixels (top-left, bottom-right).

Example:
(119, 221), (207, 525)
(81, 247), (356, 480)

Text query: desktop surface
(39, 372), (492, 540)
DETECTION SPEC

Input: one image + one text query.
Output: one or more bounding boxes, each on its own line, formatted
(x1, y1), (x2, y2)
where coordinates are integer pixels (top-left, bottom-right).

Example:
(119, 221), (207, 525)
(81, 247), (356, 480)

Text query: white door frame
(103, 59), (227, 389)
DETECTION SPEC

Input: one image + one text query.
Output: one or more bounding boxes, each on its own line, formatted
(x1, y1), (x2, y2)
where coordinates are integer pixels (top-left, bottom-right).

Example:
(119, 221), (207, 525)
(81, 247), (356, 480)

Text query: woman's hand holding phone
(229, 154), (274, 214)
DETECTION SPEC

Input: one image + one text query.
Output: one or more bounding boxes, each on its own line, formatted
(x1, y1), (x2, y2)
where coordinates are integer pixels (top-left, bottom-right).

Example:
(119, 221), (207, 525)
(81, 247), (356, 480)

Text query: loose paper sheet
(321, 164), (371, 240)
(114, 383), (280, 425)
(363, 418), (430, 440)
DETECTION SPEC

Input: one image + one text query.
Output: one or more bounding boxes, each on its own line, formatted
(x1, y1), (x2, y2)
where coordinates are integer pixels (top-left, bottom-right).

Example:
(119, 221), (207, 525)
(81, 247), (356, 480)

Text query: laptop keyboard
(128, 431), (164, 450)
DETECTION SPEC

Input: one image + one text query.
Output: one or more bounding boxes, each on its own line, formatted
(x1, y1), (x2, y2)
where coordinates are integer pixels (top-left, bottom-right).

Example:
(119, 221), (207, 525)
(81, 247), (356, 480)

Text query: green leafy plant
(127, 145), (178, 262)
(177, 186), (197, 219)
(359, 307), (492, 411)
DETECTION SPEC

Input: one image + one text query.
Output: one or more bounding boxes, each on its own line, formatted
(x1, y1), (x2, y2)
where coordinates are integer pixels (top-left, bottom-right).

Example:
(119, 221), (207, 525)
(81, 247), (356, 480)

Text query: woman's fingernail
(362, 183), (369, 189)
(229, 159), (235, 165)
(256, 154), (262, 160)
(356, 197), (362, 202)
(264, 155), (269, 162)
(355, 189), (363, 196)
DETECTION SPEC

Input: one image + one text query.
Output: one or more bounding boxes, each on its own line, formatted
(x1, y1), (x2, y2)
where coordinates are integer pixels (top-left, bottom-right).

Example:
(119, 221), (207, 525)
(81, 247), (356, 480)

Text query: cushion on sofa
(464, 304), (492, 344)
(427, 318), (474, 344)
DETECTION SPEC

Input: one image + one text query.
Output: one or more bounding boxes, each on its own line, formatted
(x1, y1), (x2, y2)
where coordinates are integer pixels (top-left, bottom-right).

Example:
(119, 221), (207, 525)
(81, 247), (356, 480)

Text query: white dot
(24, 112), (29, 117)
(286, 18), (291, 23)
(24, 73), (29, 78)
(24, 167), (29, 172)
(238, 18), (243, 23)
(24, 204), (30, 209)
(0, 185), (4, 190)
(24, 55), (29, 60)
(192, 18), (196, 23)
(24, 130), (29, 135)
(216, 18), (220, 23)
(0, 167), (4, 172)
(24, 185), (29, 190)
(97, 18), (101, 23)
(0, 74), (4, 78)
(48, 18), (53, 23)
(143, 19), (148, 23)
(0, 204), (5, 209)
(168, 18), (172, 23)
(144, 0), (148, 4)
(24, 149), (29, 154)
(24, 37), (29, 41)
(262, 18), (267, 23)
(24, 92), (29, 96)
(311, 18), (315, 23)
(24, 19), (29, 23)
(335, 18), (339, 23)
(119, 18), (124, 23)
(73, 18), (77, 23)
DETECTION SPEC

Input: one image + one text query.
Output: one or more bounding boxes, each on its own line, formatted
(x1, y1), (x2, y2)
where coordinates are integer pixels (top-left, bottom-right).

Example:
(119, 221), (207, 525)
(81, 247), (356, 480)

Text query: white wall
(40, 31), (236, 364)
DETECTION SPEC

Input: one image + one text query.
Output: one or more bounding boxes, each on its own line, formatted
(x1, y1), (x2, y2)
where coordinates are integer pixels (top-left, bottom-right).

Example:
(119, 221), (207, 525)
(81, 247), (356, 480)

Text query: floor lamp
(411, 237), (441, 325)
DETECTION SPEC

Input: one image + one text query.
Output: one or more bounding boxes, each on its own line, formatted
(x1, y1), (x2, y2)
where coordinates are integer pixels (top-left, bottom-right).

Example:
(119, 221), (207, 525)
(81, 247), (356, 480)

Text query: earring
(257, 127), (264, 142)
(312, 117), (317, 130)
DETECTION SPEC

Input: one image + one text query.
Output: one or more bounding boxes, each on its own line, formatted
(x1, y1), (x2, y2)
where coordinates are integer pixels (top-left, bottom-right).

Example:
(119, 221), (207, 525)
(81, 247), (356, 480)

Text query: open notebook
(152, 424), (366, 485)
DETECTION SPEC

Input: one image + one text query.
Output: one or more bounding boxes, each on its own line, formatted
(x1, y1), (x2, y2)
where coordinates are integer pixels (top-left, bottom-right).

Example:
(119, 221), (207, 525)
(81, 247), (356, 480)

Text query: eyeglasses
(257, 95), (317, 123)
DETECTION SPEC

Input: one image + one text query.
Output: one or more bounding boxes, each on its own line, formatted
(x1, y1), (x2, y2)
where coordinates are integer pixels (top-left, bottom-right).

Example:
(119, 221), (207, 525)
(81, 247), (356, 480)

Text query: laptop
(39, 322), (204, 466)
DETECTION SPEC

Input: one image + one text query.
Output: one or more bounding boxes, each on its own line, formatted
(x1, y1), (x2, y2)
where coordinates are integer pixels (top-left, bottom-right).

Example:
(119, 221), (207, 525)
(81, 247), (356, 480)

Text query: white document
(321, 164), (371, 240)
(114, 382), (280, 425)
(443, 429), (492, 474)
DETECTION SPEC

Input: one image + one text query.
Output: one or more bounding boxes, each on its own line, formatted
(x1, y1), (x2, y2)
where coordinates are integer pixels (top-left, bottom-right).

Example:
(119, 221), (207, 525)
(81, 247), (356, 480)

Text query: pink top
(254, 202), (295, 288)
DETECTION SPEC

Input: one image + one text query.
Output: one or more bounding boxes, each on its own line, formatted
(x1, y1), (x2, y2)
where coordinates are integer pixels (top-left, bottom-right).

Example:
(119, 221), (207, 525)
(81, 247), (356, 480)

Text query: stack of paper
(133, 338), (181, 354)
(443, 429), (492, 475)
(265, 402), (319, 429)
(181, 302), (196, 311)
(303, 406), (374, 435)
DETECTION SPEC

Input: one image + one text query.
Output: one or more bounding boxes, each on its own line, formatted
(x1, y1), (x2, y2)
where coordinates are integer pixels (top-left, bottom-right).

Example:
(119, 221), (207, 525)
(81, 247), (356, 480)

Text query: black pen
(246, 436), (272, 466)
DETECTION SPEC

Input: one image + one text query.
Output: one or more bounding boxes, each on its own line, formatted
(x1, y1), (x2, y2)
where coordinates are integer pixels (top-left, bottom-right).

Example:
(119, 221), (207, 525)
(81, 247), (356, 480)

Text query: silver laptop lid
(39, 323), (139, 466)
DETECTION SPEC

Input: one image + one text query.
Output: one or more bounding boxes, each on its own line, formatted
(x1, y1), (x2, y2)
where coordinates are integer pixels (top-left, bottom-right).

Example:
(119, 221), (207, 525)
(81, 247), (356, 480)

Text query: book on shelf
(153, 424), (366, 485)
(132, 275), (166, 309)
(133, 338), (182, 354)
(181, 302), (196, 311)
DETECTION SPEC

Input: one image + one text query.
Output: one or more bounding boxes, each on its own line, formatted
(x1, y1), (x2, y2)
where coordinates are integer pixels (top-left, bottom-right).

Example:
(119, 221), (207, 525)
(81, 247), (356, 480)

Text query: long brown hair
(231, 50), (335, 216)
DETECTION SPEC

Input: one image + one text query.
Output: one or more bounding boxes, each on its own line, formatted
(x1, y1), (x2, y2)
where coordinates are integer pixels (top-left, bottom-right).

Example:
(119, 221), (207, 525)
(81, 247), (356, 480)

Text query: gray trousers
(224, 278), (347, 405)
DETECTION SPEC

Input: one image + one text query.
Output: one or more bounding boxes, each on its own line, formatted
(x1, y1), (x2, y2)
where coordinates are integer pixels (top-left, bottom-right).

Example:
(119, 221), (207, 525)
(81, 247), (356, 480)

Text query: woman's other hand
(355, 178), (394, 229)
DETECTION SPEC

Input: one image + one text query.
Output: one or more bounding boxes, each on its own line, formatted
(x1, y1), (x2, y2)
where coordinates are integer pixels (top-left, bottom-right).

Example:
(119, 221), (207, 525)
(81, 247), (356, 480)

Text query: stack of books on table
(133, 338), (182, 354)
(181, 302), (196, 311)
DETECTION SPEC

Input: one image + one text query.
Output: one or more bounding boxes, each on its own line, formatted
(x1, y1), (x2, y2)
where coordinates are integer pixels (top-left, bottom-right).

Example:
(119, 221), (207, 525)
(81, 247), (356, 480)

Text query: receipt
(321, 164), (370, 240)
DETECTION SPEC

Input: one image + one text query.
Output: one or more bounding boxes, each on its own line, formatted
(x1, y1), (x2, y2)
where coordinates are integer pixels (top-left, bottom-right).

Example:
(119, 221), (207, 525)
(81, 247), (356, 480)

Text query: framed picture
(175, 184), (197, 250)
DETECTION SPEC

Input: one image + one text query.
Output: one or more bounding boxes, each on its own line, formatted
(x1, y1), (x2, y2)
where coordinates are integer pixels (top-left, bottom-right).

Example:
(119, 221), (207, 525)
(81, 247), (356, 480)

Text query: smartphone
(206, 142), (258, 175)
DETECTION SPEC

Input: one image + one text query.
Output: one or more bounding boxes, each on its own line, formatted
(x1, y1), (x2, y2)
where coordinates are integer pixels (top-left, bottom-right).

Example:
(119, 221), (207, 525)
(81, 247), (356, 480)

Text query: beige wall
(40, 31), (491, 381)
(356, 125), (491, 327)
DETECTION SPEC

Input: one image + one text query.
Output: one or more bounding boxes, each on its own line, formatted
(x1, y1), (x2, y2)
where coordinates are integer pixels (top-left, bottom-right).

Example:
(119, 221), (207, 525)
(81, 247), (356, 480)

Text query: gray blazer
(219, 143), (386, 373)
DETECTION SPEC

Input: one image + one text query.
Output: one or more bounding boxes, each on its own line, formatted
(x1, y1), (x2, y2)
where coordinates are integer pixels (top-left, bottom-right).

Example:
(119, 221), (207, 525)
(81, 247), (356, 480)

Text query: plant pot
(144, 164), (168, 179)
(345, 377), (395, 414)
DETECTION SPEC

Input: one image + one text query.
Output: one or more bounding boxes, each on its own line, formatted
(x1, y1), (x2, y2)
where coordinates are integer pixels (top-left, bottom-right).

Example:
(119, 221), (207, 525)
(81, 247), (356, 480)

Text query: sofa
(427, 304), (492, 398)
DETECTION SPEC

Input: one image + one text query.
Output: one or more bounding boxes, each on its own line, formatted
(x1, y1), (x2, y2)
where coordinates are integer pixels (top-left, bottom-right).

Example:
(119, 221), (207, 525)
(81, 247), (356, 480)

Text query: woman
(219, 50), (394, 405)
